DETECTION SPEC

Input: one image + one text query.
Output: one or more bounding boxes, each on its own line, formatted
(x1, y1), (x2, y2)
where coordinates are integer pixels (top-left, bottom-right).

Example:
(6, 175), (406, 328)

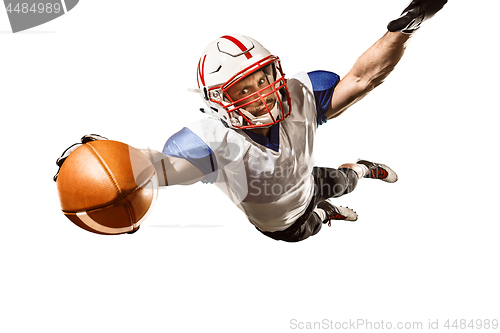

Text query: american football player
(55, 0), (447, 241)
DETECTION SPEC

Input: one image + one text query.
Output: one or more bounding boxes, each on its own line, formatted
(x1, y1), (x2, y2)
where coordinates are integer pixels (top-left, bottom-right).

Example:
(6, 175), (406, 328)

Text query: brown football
(56, 140), (158, 235)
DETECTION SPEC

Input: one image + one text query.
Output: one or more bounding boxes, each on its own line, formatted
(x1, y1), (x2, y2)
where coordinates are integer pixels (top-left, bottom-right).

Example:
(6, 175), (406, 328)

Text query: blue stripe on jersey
(307, 70), (340, 126)
(162, 127), (218, 183)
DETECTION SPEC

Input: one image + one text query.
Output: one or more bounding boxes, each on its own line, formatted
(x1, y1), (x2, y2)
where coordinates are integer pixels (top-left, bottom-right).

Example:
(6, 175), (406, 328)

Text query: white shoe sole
(336, 206), (358, 222)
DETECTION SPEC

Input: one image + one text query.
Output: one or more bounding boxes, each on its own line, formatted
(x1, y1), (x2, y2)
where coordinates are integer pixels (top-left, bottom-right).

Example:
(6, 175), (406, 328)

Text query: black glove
(53, 134), (108, 182)
(388, 0), (447, 33)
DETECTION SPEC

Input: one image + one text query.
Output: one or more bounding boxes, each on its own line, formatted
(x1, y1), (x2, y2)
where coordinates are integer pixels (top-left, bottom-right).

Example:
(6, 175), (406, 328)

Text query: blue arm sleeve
(307, 70), (340, 126)
(162, 127), (218, 183)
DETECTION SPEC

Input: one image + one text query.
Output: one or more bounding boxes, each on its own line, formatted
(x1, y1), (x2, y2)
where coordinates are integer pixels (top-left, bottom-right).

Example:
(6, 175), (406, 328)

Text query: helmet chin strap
(239, 102), (281, 128)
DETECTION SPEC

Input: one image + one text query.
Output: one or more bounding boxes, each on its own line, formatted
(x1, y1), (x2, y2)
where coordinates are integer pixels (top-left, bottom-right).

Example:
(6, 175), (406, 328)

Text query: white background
(1, 1), (499, 332)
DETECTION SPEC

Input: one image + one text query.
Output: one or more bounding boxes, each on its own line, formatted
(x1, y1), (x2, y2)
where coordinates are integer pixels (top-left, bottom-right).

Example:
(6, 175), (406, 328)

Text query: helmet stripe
(197, 54), (207, 87)
(221, 35), (253, 59)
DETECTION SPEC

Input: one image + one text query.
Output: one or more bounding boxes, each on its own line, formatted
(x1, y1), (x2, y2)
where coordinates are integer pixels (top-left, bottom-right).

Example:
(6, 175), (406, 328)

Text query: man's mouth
(255, 108), (269, 117)
(253, 100), (276, 117)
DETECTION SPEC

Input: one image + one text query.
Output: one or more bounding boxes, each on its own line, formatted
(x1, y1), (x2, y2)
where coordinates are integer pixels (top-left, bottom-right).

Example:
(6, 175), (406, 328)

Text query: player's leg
(262, 203), (357, 242)
(313, 166), (359, 200)
(313, 160), (397, 224)
(314, 159), (398, 199)
(340, 159), (398, 183)
(259, 160), (397, 242)
(310, 166), (358, 227)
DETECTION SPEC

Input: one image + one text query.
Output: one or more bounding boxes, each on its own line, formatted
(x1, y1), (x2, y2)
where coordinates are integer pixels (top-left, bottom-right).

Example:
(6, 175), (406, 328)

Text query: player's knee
(322, 168), (348, 198)
(338, 168), (358, 195)
(314, 167), (358, 198)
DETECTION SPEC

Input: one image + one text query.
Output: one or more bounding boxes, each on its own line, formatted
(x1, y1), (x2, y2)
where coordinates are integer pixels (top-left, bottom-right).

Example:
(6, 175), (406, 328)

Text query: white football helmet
(196, 34), (291, 129)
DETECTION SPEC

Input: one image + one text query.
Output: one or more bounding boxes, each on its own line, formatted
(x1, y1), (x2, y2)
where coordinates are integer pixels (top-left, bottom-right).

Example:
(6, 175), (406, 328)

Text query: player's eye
(240, 89), (248, 96)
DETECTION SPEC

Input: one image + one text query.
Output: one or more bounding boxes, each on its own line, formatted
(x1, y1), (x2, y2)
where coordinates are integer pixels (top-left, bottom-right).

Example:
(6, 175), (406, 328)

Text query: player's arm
(140, 127), (218, 186)
(326, 31), (410, 119)
(139, 149), (206, 186)
(53, 134), (207, 186)
(325, 0), (447, 119)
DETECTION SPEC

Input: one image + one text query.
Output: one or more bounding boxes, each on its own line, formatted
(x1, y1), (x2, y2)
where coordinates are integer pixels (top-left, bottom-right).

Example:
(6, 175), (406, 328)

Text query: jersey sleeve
(162, 127), (218, 183)
(307, 70), (340, 126)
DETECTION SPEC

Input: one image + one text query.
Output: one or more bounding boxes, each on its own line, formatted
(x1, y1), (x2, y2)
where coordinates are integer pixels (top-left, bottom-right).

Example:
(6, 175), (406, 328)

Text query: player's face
(226, 70), (277, 117)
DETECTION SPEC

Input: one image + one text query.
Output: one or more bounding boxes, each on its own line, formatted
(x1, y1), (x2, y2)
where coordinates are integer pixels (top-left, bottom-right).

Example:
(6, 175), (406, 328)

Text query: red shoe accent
(330, 213), (347, 220)
(373, 167), (388, 180)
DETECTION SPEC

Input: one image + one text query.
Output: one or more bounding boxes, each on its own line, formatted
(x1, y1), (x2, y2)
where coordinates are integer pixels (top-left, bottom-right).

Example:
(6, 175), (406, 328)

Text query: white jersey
(163, 71), (340, 232)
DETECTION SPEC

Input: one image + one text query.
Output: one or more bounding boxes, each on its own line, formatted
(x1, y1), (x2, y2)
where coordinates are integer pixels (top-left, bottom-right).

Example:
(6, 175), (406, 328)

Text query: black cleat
(317, 200), (358, 226)
(357, 159), (398, 183)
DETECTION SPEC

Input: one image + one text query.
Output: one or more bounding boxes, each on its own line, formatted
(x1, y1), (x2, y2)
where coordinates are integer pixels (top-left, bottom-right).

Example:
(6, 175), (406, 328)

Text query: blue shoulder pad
(307, 70), (340, 126)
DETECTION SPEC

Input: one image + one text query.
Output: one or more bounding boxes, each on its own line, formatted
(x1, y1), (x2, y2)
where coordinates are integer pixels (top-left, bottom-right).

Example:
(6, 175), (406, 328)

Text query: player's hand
(387, 0), (447, 33)
(80, 134), (108, 144)
(53, 134), (108, 182)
